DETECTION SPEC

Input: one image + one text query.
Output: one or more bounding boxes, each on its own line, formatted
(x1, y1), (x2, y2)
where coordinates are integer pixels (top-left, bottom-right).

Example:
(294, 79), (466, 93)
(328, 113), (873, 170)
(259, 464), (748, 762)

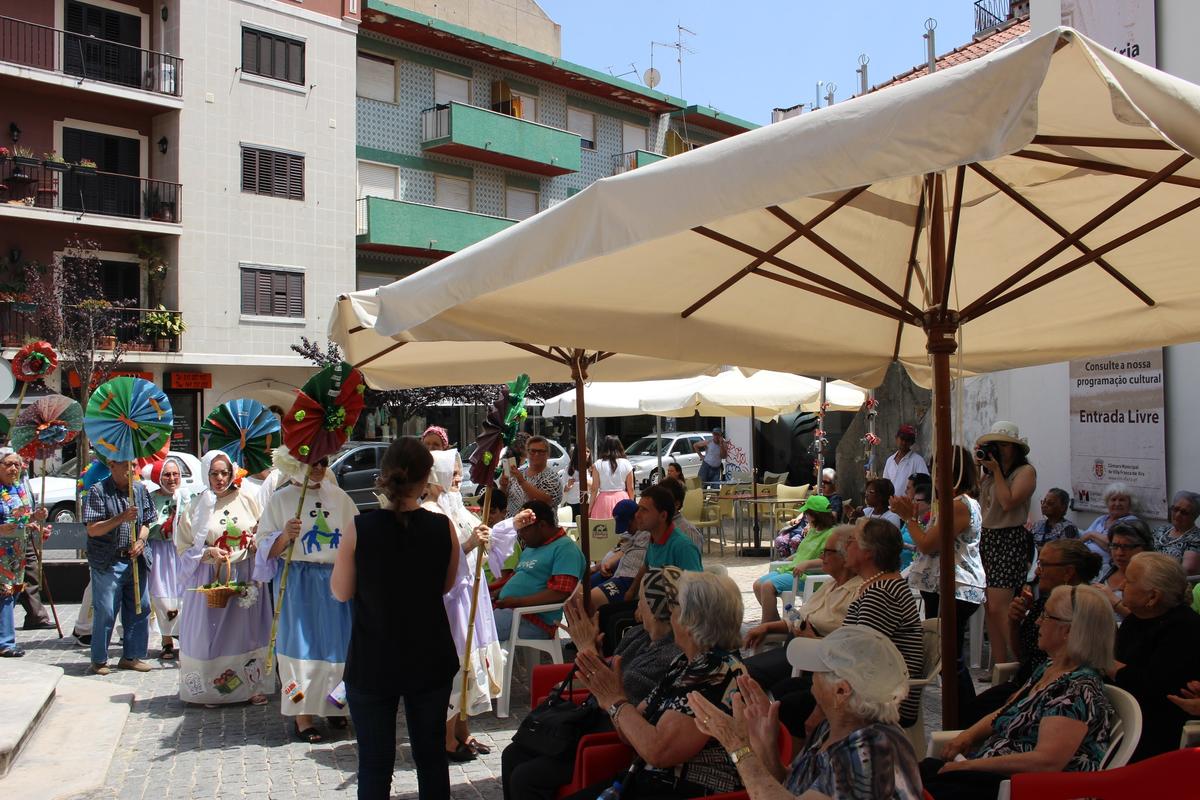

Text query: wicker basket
(195, 559), (240, 609)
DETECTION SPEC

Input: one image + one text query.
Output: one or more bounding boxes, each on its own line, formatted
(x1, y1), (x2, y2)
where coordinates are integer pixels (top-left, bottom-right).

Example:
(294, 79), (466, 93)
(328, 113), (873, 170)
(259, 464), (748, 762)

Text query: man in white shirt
(882, 424), (927, 497)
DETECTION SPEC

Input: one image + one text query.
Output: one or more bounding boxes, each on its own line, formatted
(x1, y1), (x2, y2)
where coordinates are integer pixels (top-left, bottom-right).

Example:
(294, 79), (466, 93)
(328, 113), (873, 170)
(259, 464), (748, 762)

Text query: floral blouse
(1153, 524), (1200, 562)
(907, 495), (986, 605)
(974, 661), (1114, 772)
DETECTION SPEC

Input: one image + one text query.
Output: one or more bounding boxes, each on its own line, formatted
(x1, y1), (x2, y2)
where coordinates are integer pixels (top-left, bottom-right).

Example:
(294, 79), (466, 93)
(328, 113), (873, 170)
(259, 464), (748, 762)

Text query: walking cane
(128, 463), (143, 615)
(458, 483), (494, 721)
(266, 464), (313, 675)
(35, 461), (63, 637)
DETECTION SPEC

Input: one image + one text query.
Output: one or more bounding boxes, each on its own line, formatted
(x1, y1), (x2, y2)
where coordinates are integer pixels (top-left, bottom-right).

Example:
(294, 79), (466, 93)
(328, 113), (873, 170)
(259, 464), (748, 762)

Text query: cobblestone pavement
(14, 549), (951, 799)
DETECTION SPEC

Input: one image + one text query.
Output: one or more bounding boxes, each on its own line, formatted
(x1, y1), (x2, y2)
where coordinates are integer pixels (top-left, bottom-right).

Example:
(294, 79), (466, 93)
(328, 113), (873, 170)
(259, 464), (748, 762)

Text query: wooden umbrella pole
(266, 464), (312, 675)
(571, 354), (592, 613)
(458, 483), (493, 721)
(37, 462), (63, 638)
(128, 464), (142, 615)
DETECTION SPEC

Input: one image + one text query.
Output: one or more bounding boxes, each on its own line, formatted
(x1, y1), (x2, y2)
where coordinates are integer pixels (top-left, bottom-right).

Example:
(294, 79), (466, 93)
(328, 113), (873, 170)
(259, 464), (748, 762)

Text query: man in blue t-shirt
(492, 500), (586, 641)
(622, 485), (703, 601)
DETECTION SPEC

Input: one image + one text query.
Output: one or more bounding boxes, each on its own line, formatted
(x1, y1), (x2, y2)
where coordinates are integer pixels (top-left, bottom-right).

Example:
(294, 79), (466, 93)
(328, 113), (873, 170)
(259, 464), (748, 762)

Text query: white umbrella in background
(343, 29), (1200, 724)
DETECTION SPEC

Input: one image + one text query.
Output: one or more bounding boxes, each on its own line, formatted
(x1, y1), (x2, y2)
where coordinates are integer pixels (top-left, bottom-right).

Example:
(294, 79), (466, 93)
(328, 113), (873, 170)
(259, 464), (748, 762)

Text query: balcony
(1, 157), (182, 233)
(1, 301), (184, 354)
(356, 196), (516, 256)
(0, 15), (182, 106)
(420, 102), (581, 176)
(611, 149), (666, 176)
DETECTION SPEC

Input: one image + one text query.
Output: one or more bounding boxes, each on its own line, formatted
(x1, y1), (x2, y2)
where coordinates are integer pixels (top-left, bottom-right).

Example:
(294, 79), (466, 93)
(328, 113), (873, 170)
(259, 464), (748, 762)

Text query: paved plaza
(12, 551), (947, 799)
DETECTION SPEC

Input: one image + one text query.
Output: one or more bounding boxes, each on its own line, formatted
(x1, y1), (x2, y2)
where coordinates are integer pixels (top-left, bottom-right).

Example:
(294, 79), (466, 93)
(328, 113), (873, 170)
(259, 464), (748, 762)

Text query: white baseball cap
(786, 624), (910, 705)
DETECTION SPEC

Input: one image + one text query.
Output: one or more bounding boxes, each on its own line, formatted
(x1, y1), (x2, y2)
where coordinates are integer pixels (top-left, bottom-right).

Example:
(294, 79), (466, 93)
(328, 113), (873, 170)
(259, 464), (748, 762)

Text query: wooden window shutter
(286, 272), (304, 317)
(255, 270), (273, 315)
(270, 272), (288, 316)
(240, 269), (255, 315)
(242, 29), (258, 74)
(287, 154), (304, 200)
(241, 147), (257, 192)
(288, 40), (304, 85)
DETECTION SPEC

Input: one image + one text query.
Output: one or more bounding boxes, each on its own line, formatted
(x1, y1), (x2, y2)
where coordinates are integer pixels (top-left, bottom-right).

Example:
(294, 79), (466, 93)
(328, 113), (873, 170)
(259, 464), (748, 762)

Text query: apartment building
(1, 0), (753, 454)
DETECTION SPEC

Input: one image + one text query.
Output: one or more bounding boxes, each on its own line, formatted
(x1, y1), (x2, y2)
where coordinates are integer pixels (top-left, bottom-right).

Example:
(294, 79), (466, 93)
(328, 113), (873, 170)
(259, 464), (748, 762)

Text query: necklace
(858, 570), (886, 593)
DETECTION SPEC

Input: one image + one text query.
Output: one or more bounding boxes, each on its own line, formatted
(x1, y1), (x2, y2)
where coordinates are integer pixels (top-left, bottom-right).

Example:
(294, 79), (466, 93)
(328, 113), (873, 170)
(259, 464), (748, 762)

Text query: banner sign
(1069, 348), (1167, 517)
(1061, 0), (1157, 66)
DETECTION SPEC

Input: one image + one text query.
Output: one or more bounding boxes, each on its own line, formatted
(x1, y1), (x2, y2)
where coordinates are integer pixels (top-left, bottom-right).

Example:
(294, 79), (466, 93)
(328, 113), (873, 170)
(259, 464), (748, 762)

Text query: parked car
(459, 437), (570, 498)
(33, 451), (205, 524)
(625, 432), (713, 488)
(330, 441), (390, 511)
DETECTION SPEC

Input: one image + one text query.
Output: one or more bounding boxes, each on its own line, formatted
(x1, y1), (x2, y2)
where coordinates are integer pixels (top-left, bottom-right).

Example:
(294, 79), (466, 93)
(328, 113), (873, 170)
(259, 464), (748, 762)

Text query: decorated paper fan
(84, 377), (174, 462)
(11, 341), (58, 383)
(201, 398), (281, 474)
(10, 395), (83, 460)
(282, 362), (366, 465)
(467, 374), (530, 487)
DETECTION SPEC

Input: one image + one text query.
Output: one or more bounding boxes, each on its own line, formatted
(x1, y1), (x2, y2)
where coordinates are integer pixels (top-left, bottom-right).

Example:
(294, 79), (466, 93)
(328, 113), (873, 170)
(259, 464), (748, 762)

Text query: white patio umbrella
(345, 28), (1200, 725)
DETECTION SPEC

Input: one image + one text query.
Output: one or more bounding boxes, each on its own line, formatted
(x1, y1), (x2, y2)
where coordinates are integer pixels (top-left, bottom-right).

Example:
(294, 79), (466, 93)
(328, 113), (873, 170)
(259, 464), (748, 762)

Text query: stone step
(0, 674), (134, 799)
(0, 661), (62, 778)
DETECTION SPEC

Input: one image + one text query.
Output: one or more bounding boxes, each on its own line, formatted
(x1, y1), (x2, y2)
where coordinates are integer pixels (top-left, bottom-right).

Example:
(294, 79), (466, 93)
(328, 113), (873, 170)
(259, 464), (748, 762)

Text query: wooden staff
(8, 382), (28, 431)
(458, 483), (494, 721)
(266, 464), (313, 675)
(35, 461), (63, 637)
(128, 463), (142, 615)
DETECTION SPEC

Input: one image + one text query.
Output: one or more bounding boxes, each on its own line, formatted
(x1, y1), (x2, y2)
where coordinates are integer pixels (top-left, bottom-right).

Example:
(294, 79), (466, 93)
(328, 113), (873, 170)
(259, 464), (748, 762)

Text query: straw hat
(975, 421), (1029, 454)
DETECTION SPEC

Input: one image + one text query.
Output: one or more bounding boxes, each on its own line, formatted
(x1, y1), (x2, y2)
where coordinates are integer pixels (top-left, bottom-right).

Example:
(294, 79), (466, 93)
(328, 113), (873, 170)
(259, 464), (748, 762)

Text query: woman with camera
(975, 422), (1037, 665)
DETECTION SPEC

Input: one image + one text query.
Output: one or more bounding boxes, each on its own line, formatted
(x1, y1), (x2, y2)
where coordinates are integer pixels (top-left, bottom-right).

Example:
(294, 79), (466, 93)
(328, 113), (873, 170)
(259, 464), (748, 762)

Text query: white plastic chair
(495, 601), (566, 718)
(792, 572), (834, 604)
(904, 618), (942, 755)
(927, 683), (1142, 800)
(557, 505), (574, 525)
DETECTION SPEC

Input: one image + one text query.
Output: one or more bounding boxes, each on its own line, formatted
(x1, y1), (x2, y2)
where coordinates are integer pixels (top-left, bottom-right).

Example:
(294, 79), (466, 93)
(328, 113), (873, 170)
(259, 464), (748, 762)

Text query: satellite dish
(0, 360), (13, 405)
(643, 67), (661, 89)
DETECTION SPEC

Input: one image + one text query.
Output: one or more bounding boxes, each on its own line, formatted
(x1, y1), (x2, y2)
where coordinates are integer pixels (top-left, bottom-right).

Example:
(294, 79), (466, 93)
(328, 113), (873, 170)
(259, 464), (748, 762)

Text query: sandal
(293, 722), (323, 743)
(461, 737), (491, 755)
(445, 742), (476, 763)
(160, 643), (176, 661)
(249, 693), (269, 706)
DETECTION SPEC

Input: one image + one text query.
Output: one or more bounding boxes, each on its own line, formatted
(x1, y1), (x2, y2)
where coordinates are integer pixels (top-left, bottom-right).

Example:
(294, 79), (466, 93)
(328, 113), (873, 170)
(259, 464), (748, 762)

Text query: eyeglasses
(1039, 585), (1077, 624)
(821, 548), (842, 556)
(1037, 560), (1068, 568)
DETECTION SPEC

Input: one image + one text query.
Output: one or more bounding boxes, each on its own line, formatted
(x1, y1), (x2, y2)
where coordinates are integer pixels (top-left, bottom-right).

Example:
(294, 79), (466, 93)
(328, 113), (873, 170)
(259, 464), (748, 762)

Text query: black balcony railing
(0, 301), (184, 352)
(0, 15), (182, 97)
(974, 0), (1013, 34)
(1, 158), (182, 223)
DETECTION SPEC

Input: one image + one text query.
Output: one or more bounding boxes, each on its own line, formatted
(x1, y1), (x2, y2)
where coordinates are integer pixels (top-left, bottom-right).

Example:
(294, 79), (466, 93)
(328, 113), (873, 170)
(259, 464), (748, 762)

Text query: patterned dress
(256, 480), (356, 717)
(176, 487), (270, 705)
(1153, 524), (1200, 562)
(973, 661), (1114, 771)
(785, 720), (922, 799)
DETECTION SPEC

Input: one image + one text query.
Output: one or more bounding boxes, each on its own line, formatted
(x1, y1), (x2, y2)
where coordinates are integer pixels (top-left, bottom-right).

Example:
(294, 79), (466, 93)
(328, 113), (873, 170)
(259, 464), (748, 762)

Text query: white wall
(176, 0), (358, 361)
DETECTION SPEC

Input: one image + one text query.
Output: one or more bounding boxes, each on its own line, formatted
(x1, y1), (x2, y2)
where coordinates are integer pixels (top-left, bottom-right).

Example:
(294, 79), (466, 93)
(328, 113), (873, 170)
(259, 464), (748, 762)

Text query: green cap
(797, 494), (831, 514)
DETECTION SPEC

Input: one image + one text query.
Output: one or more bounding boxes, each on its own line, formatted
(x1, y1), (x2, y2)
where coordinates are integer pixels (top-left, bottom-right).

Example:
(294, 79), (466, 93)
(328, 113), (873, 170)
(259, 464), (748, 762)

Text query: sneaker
(117, 658), (152, 673)
(88, 663), (111, 675)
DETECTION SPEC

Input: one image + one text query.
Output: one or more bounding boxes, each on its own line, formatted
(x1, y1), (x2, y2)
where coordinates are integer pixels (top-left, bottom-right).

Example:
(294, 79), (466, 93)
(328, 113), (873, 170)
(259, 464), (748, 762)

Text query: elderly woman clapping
(567, 571), (748, 800)
(688, 625), (923, 800)
(922, 585), (1116, 800)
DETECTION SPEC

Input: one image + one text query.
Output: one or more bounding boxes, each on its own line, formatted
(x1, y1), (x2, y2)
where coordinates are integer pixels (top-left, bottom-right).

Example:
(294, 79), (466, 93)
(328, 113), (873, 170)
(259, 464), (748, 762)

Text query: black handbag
(512, 666), (606, 758)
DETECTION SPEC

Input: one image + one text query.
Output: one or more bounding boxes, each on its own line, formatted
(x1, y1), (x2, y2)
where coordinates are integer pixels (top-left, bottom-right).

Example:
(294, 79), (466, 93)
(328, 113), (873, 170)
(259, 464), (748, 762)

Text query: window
(567, 107), (595, 149)
(241, 146), (304, 200)
(622, 122), (648, 153)
(356, 52), (395, 102)
(434, 70), (471, 106)
(670, 439), (692, 456)
(358, 161), (397, 200)
(435, 175), (471, 211)
(505, 187), (538, 221)
(242, 27), (305, 85)
(513, 91), (538, 122)
(240, 266), (304, 318)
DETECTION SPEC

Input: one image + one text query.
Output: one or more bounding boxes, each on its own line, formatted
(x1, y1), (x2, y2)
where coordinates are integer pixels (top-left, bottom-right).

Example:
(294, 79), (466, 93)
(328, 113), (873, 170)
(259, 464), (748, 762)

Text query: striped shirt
(843, 578), (924, 725)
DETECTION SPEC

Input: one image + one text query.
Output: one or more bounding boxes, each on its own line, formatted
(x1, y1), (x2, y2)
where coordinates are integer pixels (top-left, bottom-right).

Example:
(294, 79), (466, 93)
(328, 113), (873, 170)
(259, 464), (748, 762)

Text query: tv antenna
(651, 23), (696, 141)
(608, 62), (638, 80)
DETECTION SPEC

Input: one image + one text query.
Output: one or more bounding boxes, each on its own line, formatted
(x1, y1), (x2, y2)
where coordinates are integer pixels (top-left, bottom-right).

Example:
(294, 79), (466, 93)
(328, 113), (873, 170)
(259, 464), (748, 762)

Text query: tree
(23, 235), (138, 465)
(290, 337), (570, 428)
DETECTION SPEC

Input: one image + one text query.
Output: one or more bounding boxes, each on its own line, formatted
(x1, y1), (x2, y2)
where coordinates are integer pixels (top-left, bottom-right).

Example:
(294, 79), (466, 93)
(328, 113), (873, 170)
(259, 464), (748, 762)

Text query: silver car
(625, 432), (713, 488)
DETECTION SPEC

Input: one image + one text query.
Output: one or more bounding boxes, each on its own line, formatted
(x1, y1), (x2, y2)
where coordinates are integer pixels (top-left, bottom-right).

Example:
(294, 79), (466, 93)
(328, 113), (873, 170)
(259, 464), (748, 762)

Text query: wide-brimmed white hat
(975, 420), (1030, 454)
(786, 625), (909, 705)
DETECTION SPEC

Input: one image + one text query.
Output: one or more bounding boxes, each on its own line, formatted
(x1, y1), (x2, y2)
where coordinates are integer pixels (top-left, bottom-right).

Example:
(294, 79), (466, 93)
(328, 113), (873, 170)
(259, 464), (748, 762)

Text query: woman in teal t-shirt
(752, 495), (837, 624)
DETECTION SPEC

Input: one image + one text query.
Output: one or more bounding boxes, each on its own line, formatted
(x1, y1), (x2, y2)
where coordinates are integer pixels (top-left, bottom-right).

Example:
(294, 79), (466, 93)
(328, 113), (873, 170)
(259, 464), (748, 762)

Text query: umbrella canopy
(541, 376), (712, 418)
(84, 377), (174, 463)
(369, 28), (1200, 389)
(350, 28), (1200, 727)
(10, 395), (83, 461)
(201, 398), (281, 474)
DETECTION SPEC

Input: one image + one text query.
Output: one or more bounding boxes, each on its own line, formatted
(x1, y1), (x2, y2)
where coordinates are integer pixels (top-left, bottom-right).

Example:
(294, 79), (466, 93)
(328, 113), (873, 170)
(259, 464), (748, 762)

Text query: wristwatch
(607, 700), (628, 720)
(729, 745), (754, 765)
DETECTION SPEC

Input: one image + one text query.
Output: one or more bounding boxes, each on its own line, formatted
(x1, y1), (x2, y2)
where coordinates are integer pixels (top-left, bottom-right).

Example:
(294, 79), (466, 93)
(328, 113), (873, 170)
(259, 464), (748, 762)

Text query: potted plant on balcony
(142, 304), (185, 351)
(142, 186), (174, 222)
(42, 151), (69, 173)
(73, 158), (97, 177)
(11, 146), (39, 170)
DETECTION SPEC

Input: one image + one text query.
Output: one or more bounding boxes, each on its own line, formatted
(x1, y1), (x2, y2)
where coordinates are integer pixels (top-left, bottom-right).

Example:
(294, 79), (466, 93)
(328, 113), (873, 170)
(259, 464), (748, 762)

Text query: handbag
(513, 666), (606, 757)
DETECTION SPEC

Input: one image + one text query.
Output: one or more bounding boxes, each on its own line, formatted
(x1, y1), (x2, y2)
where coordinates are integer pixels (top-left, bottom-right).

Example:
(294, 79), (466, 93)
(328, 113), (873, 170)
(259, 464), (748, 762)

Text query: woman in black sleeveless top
(332, 438), (460, 800)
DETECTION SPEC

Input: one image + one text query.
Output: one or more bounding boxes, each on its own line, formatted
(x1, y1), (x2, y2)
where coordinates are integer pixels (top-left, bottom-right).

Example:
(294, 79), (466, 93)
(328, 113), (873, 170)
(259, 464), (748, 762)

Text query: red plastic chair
(532, 663), (591, 707)
(1009, 748), (1200, 799)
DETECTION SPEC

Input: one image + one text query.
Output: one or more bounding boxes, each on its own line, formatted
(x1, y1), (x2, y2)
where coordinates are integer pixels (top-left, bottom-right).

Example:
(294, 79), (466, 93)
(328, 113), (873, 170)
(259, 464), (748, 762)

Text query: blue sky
(537, 1), (979, 125)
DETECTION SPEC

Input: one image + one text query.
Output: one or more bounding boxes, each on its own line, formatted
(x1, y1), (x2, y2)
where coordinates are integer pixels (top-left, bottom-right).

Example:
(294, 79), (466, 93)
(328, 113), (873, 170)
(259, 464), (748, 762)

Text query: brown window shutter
(288, 154), (304, 200)
(242, 29), (258, 74)
(241, 147), (257, 193)
(286, 272), (304, 317)
(240, 268), (255, 315)
(289, 41), (304, 85)
(258, 150), (275, 196)
(255, 270), (273, 315)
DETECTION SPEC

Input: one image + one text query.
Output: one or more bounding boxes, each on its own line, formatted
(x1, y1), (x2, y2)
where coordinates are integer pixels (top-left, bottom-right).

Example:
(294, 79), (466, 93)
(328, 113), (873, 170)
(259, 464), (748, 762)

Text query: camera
(975, 443), (1000, 462)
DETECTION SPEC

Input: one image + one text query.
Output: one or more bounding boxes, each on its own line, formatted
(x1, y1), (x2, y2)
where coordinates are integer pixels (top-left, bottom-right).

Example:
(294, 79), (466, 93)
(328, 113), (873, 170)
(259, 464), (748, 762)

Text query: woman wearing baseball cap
(689, 624), (922, 799)
(752, 495), (838, 624)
